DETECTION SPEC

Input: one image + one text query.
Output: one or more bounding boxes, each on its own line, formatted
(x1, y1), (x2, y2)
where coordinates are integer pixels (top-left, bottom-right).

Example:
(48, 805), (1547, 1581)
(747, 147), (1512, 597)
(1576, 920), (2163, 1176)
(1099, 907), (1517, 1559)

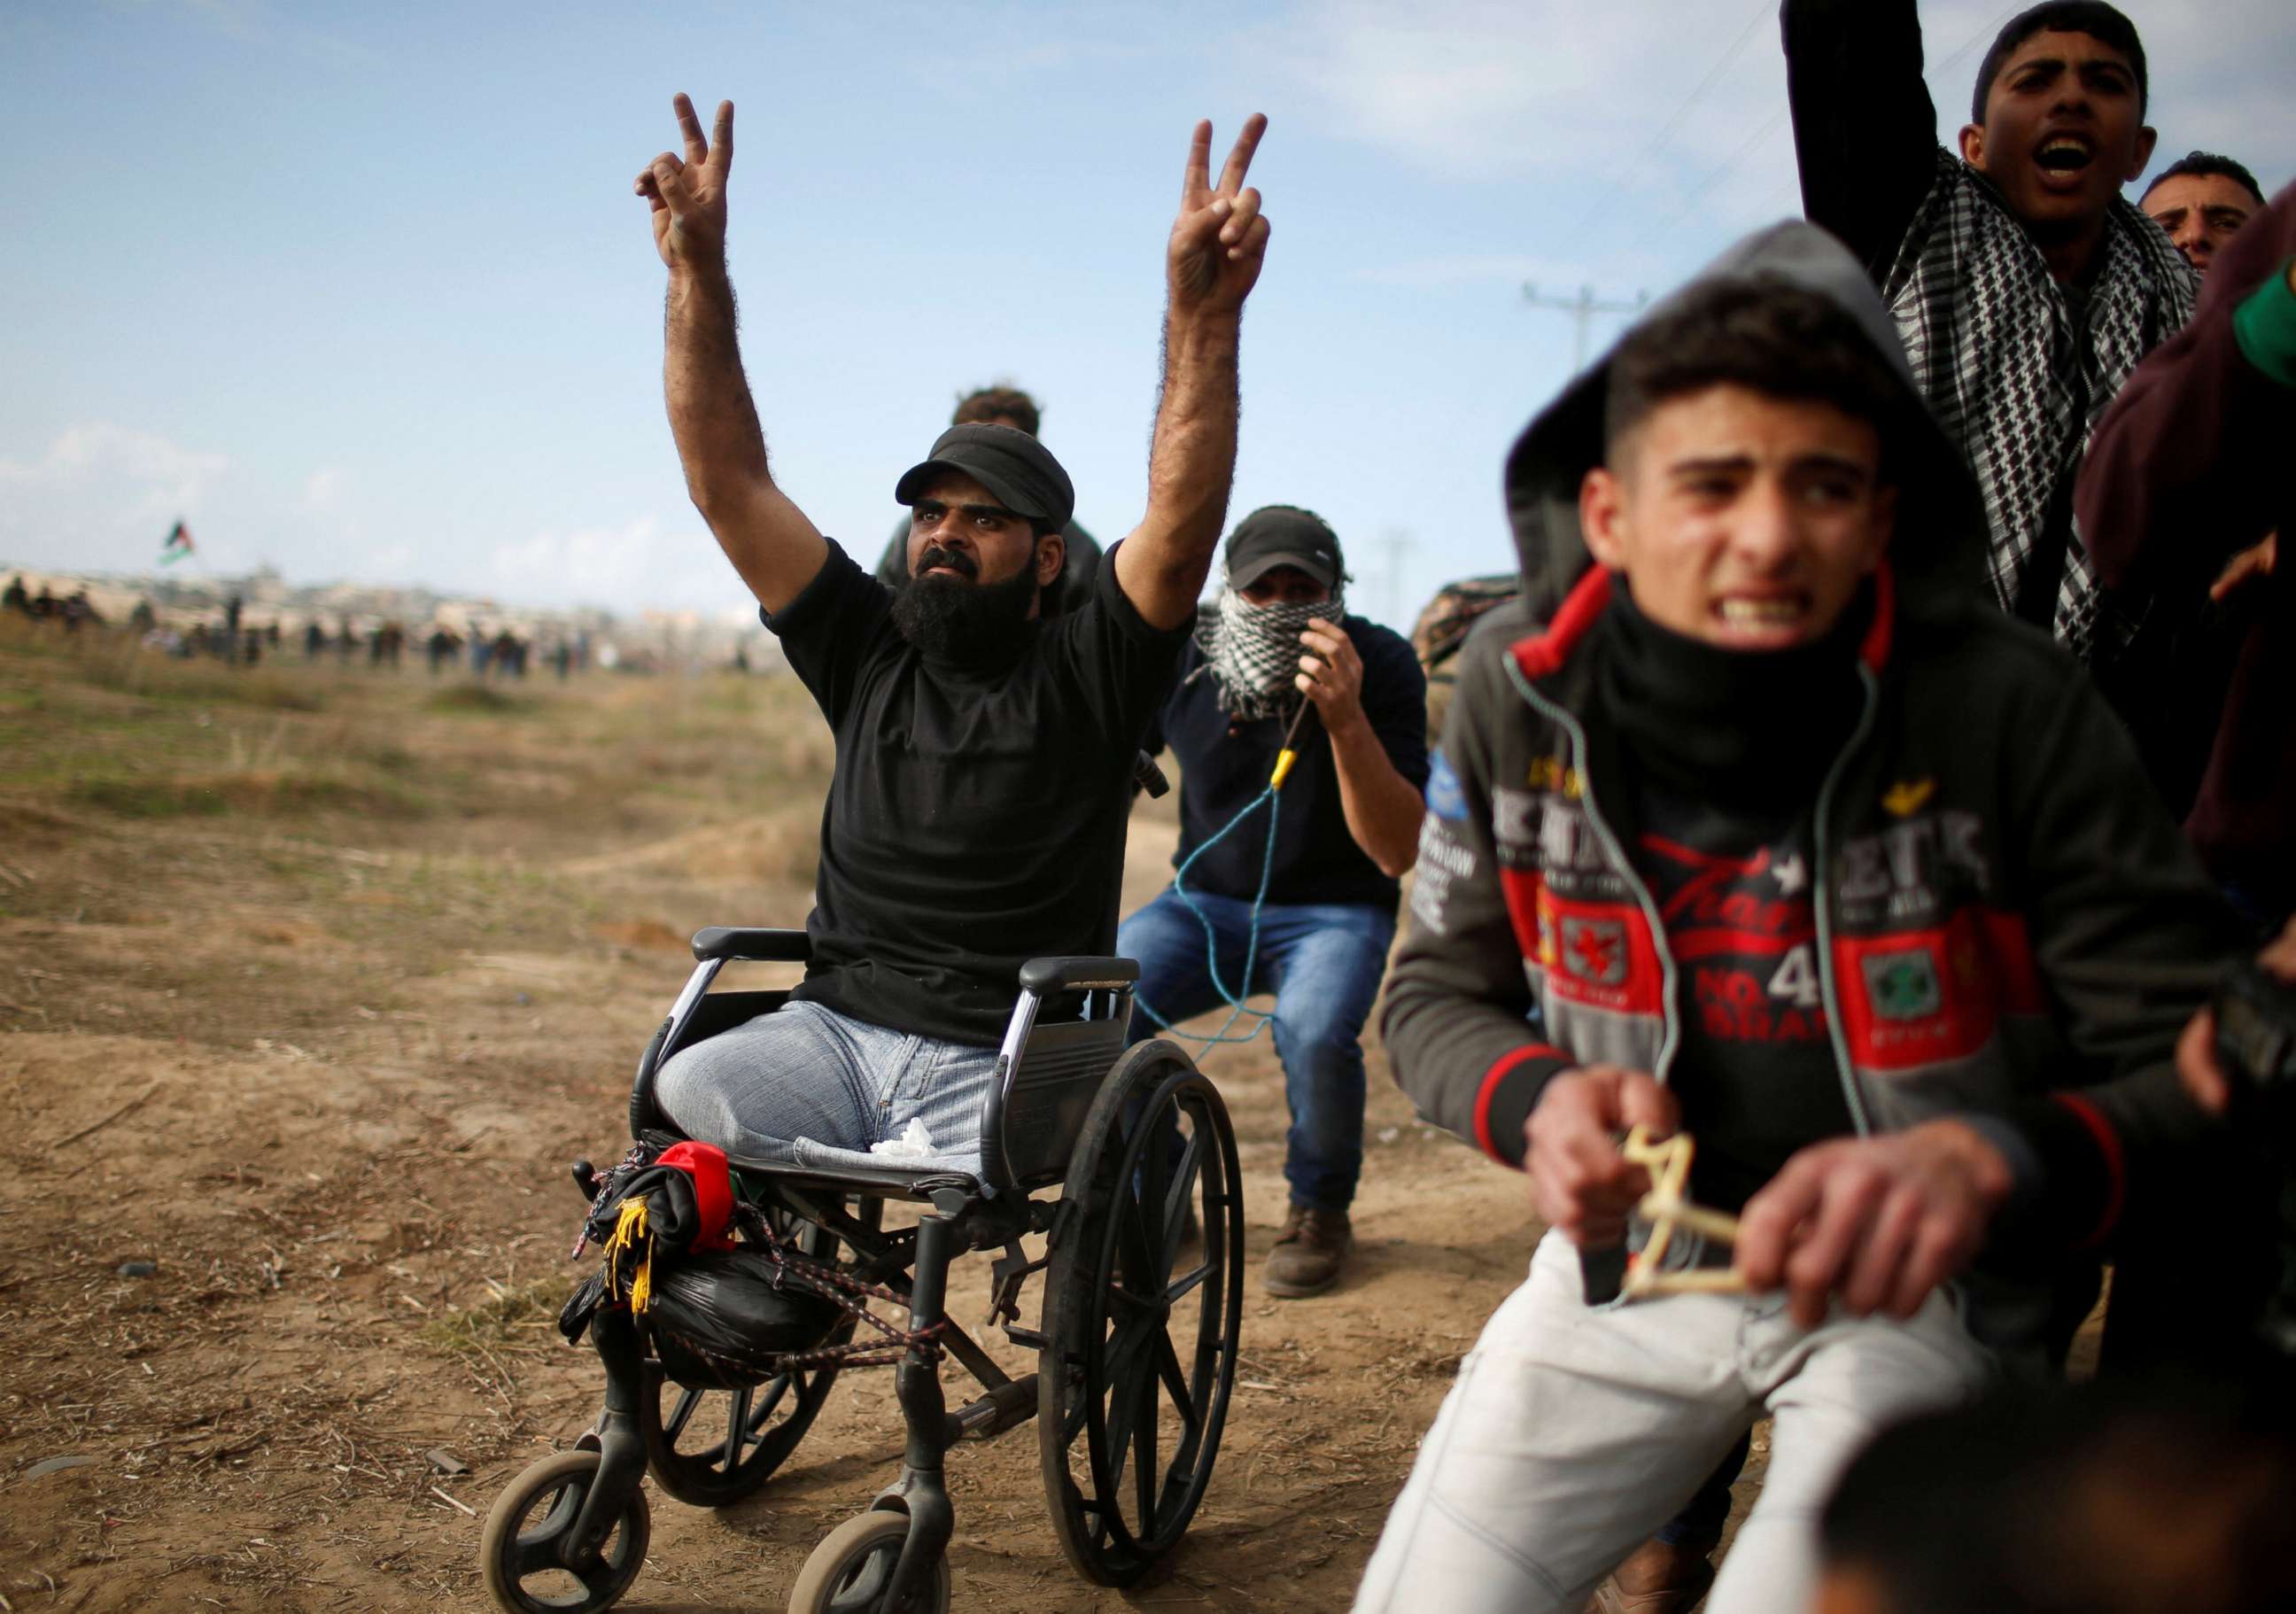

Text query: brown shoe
(1586, 1536), (1718, 1614)
(1262, 1204), (1352, 1298)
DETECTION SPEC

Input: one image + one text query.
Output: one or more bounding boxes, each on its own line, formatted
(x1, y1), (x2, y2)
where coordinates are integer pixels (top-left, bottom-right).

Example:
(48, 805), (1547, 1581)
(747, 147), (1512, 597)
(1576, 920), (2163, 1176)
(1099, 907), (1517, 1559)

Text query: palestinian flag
(159, 521), (194, 566)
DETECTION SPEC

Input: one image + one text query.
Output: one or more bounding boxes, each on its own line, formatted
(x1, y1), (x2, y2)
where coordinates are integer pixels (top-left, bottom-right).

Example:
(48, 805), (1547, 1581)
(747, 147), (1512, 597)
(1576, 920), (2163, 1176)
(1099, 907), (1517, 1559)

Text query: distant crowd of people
(3, 575), (100, 632)
(4, 575), (601, 682)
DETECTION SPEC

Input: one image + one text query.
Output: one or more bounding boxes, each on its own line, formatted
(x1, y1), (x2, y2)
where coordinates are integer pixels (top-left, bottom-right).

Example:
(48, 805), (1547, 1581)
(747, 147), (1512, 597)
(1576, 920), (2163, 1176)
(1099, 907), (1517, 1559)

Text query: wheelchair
(479, 925), (1245, 1614)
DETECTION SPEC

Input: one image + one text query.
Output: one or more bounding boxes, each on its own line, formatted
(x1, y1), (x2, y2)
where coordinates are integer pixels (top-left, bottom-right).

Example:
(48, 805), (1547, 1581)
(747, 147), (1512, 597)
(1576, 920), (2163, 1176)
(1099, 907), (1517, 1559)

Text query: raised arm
(636, 94), (827, 614)
(1113, 116), (1272, 631)
(1780, 0), (1943, 277)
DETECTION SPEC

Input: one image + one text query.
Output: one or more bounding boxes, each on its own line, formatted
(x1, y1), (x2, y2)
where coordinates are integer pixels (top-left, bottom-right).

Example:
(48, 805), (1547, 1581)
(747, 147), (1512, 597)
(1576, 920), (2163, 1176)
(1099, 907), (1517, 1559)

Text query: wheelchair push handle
(1017, 956), (1140, 995)
(1133, 749), (1170, 799)
(689, 926), (811, 964)
(1579, 1244), (1629, 1307)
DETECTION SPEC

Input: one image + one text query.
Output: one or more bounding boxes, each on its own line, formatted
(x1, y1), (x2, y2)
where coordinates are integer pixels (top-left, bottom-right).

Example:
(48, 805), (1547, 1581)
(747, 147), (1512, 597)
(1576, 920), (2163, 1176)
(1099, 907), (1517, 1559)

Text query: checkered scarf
(1191, 586), (1342, 721)
(1881, 149), (2195, 663)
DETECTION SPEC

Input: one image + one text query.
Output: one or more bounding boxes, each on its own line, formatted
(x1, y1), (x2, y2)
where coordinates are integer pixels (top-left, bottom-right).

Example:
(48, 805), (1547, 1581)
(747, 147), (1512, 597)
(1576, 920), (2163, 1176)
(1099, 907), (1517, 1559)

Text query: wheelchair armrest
(690, 926), (811, 963)
(1018, 956), (1139, 995)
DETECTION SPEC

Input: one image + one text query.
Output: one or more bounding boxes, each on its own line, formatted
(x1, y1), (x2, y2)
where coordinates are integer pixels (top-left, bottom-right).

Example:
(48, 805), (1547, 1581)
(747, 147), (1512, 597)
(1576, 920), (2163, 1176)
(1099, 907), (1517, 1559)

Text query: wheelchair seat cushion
(722, 1144), (984, 1201)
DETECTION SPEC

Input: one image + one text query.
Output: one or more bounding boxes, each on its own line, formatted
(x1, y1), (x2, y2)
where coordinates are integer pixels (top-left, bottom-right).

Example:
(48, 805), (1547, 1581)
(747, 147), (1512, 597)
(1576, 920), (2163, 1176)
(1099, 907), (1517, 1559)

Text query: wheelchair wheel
(640, 1198), (878, 1507)
(480, 1449), (649, 1614)
(1038, 1041), (1244, 1587)
(787, 1508), (950, 1614)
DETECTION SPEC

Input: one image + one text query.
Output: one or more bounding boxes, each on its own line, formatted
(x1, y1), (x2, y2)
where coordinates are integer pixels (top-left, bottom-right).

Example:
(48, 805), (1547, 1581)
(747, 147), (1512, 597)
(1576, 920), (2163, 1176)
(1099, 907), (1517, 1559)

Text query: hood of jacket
(1501, 220), (1989, 623)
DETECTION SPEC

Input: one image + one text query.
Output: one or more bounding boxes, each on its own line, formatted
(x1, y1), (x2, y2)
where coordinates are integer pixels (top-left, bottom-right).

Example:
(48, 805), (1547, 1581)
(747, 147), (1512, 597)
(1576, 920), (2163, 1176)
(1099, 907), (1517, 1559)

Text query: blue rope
(1135, 783), (1285, 1050)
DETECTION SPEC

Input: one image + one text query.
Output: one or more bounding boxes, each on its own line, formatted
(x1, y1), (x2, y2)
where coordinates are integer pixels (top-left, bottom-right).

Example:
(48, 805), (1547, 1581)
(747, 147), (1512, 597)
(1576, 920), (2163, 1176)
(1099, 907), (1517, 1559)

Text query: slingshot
(1618, 1125), (1749, 1300)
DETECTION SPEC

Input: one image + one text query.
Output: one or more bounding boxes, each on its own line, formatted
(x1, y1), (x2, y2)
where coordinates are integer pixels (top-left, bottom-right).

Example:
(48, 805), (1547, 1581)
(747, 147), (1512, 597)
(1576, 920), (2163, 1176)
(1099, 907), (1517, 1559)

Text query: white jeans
(1353, 1230), (1993, 1614)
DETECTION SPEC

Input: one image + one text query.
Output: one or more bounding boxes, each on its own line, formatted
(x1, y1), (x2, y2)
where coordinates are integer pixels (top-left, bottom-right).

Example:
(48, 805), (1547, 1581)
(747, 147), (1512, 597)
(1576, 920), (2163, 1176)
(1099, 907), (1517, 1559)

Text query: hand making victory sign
(636, 93), (735, 271)
(1114, 113), (1273, 631)
(1167, 115), (1270, 313)
(630, 92), (829, 616)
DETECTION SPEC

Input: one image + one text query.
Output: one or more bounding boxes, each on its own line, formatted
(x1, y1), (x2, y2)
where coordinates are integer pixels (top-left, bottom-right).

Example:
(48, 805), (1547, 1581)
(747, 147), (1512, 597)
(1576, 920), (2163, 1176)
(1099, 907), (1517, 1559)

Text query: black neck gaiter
(1594, 582), (1873, 812)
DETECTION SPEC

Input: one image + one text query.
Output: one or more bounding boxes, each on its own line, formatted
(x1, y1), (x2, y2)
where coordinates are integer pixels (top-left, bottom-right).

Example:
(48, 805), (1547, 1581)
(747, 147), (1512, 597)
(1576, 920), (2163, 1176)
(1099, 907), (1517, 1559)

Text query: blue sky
(4, 0), (2290, 629)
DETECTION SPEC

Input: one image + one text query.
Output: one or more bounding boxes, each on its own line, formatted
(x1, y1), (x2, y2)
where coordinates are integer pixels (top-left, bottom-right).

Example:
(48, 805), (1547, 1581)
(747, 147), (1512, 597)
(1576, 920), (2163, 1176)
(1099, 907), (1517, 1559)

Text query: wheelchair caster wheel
(787, 1509), (950, 1614)
(480, 1449), (650, 1614)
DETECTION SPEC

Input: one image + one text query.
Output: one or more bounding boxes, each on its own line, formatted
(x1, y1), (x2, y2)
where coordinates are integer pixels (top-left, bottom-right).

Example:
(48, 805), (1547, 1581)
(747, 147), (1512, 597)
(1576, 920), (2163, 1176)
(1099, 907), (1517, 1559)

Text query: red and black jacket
(1385, 560), (2246, 1341)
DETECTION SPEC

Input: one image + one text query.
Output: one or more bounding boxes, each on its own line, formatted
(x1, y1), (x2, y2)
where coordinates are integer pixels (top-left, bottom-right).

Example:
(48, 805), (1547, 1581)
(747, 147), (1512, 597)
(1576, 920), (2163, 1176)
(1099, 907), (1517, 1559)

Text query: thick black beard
(890, 565), (1039, 664)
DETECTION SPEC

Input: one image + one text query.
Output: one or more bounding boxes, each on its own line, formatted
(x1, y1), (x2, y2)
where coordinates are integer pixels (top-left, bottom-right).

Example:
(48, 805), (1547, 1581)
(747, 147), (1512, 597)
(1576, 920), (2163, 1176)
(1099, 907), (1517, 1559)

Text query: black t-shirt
(1631, 783), (1853, 1214)
(1147, 619), (1429, 914)
(764, 539), (1190, 1044)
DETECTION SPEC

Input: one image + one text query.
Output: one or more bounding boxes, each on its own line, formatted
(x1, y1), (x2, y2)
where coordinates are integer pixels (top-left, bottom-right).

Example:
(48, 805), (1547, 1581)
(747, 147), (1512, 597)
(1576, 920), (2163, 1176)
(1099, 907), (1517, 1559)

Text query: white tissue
(869, 1117), (936, 1159)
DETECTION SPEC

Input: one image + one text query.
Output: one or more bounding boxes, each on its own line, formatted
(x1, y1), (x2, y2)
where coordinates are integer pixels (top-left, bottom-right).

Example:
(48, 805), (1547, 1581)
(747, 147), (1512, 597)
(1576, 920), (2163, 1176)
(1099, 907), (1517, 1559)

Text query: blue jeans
(1656, 1431), (1749, 1548)
(1118, 887), (1395, 1212)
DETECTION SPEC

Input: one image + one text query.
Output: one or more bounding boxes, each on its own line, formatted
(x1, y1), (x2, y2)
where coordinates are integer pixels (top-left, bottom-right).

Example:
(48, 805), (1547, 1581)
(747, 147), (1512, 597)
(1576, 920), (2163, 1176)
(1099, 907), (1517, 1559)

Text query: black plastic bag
(645, 1248), (844, 1389)
(559, 1269), (609, 1345)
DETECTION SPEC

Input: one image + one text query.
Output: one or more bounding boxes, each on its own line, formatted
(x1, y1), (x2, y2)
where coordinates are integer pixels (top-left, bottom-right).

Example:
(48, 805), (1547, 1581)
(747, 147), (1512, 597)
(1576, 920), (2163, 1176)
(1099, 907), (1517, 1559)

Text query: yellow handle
(1270, 749), (1298, 789)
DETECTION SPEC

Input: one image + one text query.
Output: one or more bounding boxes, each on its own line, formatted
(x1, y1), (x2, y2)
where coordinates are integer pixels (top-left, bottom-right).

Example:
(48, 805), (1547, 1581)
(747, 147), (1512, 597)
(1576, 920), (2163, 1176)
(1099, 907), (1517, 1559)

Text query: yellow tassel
(602, 1198), (650, 1310)
(1270, 748), (1298, 790)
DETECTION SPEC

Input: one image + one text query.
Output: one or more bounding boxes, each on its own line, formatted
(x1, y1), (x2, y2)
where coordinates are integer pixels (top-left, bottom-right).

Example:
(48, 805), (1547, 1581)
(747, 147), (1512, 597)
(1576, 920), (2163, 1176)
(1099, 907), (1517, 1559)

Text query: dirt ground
(0, 619), (1727, 1613)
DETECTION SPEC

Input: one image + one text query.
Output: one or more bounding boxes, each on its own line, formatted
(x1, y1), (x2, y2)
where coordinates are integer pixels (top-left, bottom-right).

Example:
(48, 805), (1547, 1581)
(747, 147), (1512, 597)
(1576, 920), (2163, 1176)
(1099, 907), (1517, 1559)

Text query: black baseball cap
(894, 423), (1075, 533)
(1225, 506), (1344, 590)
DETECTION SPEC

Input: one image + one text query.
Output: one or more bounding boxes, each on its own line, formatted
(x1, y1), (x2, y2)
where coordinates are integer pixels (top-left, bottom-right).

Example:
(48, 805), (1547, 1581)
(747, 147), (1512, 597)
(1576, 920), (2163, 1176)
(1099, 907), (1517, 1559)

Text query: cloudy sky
(3, 0), (2290, 627)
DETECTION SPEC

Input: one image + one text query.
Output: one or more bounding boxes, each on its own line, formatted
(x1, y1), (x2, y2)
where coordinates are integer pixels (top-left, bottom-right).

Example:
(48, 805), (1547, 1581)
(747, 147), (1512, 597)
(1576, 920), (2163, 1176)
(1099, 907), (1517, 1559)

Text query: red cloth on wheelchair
(655, 1140), (736, 1253)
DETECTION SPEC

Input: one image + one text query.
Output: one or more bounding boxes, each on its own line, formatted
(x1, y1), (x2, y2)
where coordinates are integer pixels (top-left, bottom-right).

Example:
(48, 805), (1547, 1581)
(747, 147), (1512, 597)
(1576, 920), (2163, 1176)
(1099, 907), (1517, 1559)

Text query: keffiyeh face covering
(1194, 584), (1343, 720)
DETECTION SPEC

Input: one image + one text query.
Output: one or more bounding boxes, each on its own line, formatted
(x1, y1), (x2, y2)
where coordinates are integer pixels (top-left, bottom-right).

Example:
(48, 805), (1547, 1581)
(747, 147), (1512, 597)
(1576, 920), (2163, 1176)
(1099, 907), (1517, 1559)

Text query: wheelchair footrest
(950, 1375), (1039, 1443)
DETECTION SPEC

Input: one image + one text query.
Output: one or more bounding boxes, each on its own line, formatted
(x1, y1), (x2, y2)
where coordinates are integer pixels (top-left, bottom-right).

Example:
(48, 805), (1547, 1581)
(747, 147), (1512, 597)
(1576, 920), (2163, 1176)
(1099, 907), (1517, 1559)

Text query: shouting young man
(1782, 1), (2199, 801)
(1350, 221), (2241, 1614)
(630, 95), (1271, 1177)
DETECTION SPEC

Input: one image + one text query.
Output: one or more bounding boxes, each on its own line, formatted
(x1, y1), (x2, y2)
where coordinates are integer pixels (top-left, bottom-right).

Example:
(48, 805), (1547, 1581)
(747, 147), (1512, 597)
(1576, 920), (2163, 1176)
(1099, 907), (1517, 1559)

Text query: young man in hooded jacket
(1349, 221), (2243, 1614)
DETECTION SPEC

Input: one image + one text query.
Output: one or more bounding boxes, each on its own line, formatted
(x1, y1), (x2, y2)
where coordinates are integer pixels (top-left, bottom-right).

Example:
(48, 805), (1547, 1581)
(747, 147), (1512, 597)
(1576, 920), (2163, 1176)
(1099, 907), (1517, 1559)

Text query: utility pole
(1382, 528), (1414, 627)
(1522, 283), (1649, 371)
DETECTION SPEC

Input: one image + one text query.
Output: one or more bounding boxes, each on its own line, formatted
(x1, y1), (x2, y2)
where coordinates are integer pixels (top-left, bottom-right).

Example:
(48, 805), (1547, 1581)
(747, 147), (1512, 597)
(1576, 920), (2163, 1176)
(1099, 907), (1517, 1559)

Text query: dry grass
(418, 1276), (570, 1365)
(6, 614), (1488, 1614)
(62, 626), (329, 710)
(0, 619), (830, 841)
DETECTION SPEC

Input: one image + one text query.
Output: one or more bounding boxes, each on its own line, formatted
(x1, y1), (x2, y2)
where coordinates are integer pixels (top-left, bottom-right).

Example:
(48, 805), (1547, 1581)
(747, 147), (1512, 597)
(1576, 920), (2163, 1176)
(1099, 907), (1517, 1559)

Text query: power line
(1603, 0), (2024, 270)
(1640, 1), (1774, 155)
(1582, 0), (1777, 242)
(1611, 105), (1793, 266)
(1934, 4), (2025, 80)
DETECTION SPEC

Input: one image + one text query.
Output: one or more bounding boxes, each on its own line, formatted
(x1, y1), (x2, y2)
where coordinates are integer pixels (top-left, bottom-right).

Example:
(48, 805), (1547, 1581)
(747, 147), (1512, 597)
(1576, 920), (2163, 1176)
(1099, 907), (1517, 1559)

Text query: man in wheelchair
(471, 97), (1273, 1614)
(1353, 224), (2250, 1614)
(626, 95), (1271, 1180)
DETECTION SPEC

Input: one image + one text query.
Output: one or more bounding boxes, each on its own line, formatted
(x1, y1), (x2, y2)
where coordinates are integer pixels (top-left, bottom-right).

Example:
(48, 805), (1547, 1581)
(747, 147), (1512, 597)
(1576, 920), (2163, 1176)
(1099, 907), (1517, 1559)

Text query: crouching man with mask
(632, 95), (1273, 1177)
(1120, 508), (1428, 1296)
(1350, 221), (2244, 1614)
